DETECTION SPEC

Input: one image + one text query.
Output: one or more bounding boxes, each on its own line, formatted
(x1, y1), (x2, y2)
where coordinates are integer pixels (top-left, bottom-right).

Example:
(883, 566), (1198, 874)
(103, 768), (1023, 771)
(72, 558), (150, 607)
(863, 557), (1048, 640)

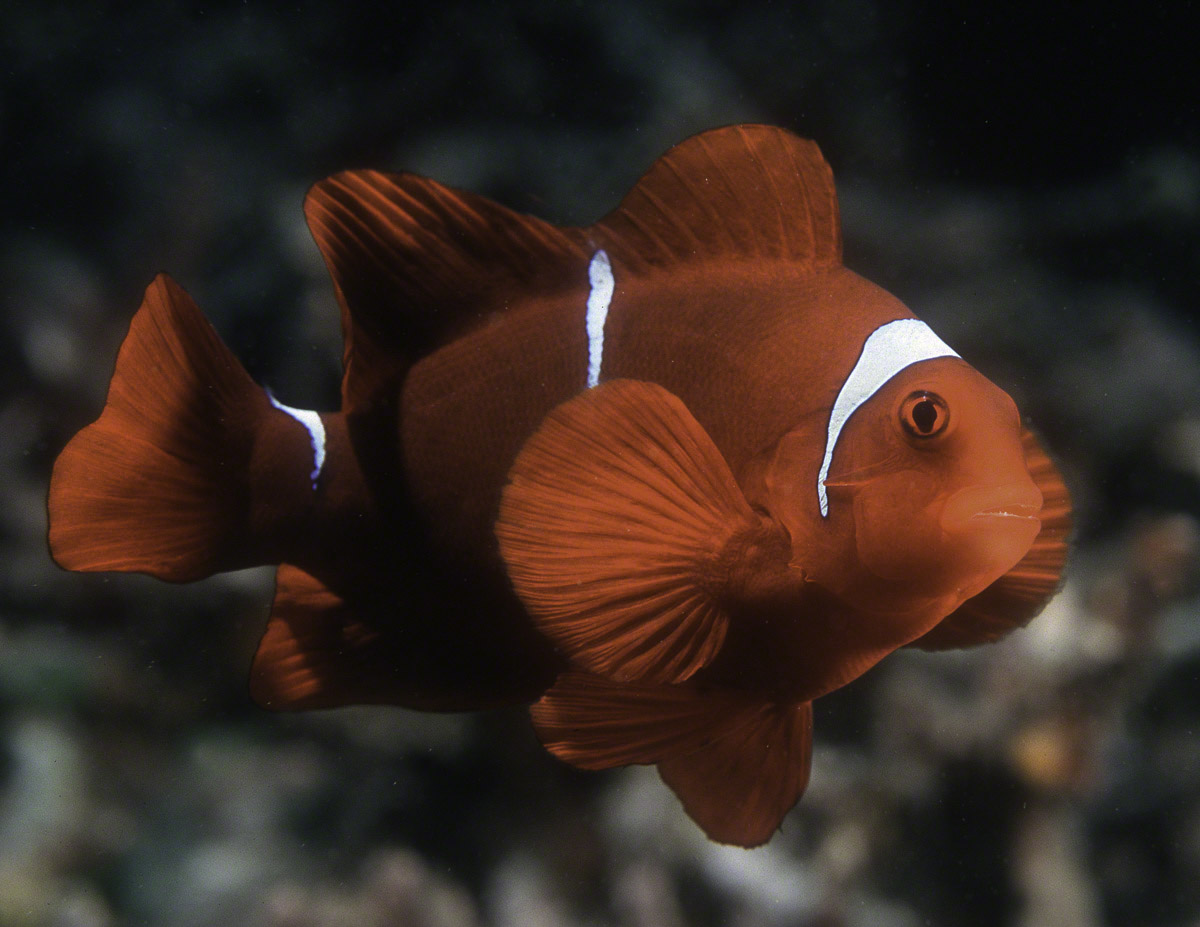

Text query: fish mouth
(972, 503), (1041, 520)
(940, 482), (1043, 535)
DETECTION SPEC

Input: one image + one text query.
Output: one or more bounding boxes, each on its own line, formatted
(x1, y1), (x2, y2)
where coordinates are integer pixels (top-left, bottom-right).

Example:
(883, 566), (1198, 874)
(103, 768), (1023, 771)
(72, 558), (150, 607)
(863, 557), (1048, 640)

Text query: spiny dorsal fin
(592, 124), (842, 272)
(304, 170), (588, 409)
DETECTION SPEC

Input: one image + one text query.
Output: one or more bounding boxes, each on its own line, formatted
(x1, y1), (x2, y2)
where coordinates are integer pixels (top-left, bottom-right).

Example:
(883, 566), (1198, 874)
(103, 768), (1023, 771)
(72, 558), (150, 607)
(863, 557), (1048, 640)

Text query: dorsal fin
(304, 170), (588, 409)
(305, 127), (841, 409)
(592, 124), (842, 272)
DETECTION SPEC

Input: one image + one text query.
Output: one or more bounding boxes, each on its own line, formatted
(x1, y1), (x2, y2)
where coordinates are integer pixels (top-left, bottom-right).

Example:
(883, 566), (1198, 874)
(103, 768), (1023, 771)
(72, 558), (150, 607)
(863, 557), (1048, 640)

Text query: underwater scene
(3, 2), (1199, 925)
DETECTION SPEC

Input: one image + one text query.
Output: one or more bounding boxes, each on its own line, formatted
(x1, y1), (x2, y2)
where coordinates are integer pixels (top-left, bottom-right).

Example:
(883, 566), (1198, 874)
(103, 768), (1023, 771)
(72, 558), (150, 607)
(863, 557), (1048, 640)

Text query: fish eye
(899, 391), (949, 439)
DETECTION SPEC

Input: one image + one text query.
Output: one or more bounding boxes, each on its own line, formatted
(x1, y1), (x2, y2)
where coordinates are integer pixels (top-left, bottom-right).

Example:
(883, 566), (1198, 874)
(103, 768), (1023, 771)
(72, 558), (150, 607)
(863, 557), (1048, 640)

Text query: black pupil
(912, 399), (939, 433)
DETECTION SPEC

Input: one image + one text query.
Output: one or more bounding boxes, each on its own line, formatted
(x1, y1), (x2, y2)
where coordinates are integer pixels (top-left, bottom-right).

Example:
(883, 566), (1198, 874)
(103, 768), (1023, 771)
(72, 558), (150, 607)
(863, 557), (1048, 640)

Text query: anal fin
(251, 563), (558, 713)
(249, 564), (371, 711)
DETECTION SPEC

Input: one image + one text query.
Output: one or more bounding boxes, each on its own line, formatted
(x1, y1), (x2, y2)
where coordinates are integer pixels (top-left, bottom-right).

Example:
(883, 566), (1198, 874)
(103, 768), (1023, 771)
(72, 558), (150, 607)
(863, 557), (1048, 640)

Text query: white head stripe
(585, 250), (614, 389)
(268, 393), (326, 490)
(817, 319), (959, 516)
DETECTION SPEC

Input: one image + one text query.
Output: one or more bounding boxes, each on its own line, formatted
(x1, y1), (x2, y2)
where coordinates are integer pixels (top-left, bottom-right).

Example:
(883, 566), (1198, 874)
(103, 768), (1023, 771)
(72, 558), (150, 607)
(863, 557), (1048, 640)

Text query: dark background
(2, 2), (1198, 925)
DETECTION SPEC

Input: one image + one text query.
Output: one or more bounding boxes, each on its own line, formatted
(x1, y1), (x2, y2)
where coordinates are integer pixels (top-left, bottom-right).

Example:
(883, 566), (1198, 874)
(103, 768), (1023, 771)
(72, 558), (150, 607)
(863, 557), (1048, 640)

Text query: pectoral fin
(496, 379), (788, 685)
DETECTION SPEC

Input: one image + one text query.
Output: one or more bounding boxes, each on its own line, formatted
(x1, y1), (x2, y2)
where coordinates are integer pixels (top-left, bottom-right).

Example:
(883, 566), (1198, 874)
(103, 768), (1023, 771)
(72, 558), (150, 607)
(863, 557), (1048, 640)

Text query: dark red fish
(48, 125), (1070, 847)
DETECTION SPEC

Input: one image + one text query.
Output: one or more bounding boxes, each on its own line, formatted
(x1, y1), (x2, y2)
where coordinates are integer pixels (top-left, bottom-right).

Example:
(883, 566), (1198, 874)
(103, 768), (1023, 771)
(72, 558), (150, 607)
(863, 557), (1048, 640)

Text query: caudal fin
(49, 275), (280, 582)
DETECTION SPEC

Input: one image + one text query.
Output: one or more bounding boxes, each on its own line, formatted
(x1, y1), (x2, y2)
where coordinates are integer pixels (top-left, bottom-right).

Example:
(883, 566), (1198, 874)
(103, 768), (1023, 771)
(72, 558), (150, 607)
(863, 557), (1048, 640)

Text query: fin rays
(532, 671), (813, 846)
(593, 125), (840, 272)
(305, 168), (587, 411)
(497, 380), (765, 684)
(46, 275), (298, 581)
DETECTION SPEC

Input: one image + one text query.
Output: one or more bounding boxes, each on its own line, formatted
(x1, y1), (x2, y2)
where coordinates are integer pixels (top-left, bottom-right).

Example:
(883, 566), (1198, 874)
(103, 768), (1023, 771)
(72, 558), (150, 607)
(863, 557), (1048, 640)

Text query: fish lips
(939, 482), (1044, 538)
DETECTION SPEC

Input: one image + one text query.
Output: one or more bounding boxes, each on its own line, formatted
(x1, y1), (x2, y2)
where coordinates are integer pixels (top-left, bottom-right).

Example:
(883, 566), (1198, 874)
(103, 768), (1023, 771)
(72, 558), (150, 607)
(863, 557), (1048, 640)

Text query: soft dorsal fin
(304, 170), (588, 409)
(592, 124), (842, 272)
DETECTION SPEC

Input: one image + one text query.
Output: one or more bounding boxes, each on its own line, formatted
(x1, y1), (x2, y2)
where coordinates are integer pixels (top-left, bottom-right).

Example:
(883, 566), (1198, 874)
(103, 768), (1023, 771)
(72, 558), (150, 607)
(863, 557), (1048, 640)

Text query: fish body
(403, 261), (905, 561)
(47, 126), (1071, 846)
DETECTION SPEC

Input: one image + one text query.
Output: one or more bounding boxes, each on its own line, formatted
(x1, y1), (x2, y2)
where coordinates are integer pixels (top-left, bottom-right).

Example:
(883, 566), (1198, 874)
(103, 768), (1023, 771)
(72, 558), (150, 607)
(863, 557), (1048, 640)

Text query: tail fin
(48, 275), (298, 582)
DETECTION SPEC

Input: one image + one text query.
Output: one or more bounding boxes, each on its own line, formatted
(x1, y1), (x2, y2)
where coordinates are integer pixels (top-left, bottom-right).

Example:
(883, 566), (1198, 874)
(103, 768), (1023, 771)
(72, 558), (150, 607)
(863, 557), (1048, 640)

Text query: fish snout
(939, 481), (1043, 537)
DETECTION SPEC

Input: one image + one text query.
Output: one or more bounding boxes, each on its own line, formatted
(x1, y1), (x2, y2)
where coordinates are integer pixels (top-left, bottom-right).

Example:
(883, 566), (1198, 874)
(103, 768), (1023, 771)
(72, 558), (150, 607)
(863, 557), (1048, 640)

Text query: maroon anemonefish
(47, 125), (1070, 847)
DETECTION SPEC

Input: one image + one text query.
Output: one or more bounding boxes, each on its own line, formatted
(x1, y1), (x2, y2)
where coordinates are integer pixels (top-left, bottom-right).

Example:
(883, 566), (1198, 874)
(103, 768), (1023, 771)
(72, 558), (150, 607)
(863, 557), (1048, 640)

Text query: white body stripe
(817, 319), (959, 516)
(585, 250), (614, 388)
(268, 394), (326, 490)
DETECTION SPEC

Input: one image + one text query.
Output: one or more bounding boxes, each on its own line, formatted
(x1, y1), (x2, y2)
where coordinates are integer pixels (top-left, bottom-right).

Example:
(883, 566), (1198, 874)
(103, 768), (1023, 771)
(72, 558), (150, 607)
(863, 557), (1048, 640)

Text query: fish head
(750, 356), (1042, 614)
(823, 357), (1042, 607)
